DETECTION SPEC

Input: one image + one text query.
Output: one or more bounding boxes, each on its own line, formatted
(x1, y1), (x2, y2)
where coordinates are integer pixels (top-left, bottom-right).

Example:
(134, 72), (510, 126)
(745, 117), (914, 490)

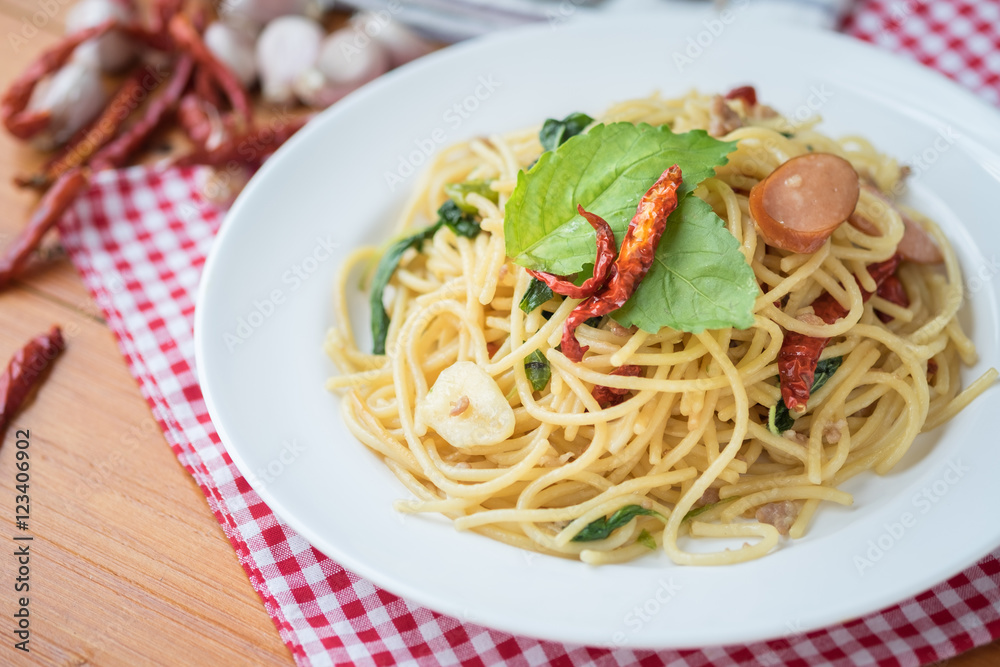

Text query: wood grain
(0, 3), (995, 666)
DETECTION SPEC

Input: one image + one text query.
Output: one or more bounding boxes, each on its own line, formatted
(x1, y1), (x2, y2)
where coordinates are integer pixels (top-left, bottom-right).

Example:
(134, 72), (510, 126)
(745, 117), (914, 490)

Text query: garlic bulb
(256, 15), (323, 105)
(294, 27), (389, 108)
(350, 10), (433, 68)
(26, 61), (107, 149)
(66, 0), (135, 72)
(220, 0), (310, 28)
(205, 21), (258, 89)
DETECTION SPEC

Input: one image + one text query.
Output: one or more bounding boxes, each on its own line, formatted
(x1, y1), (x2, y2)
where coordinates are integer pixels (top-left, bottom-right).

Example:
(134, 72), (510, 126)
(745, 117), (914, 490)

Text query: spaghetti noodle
(325, 90), (996, 566)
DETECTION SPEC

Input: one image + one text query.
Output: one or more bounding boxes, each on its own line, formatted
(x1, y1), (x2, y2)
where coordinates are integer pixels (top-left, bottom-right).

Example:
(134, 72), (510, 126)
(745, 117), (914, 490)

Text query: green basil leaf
(370, 200), (480, 353)
(682, 496), (738, 522)
(369, 224), (442, 355)
(519, 278), (554, 314)
(610, 196), (758, 333)
(767, 356), (844, 435)
(438, 199), (481, 238)
(505, 122), (737, 276)
(444, 180), (499, 214)
(571, 504), (663, 542)
(637, 528), (656, 550)
(523, 349), (551, 392)
(539, 112), (594, 152)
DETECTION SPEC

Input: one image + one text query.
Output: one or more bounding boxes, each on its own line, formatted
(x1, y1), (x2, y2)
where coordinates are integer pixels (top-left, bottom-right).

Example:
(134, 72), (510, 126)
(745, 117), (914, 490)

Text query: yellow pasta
(324, 90), (996, 566)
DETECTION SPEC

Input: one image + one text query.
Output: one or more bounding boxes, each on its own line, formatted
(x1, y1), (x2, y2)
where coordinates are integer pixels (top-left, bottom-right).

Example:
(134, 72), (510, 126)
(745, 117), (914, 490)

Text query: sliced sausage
(749, 153), (860, 254)
(848, 184), (944, 264)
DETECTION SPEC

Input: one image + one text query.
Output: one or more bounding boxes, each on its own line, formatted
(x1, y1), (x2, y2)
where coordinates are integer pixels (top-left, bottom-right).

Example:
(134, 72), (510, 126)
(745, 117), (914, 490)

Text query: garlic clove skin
(256, 15), (324, 106)
(205, 21), (258, 89)
(292, 68), (349, 108)
(315, 28), (389, 86)
(66, 0), (136, 73)
(349, 10), (434, 68)
(220, 0), (310, 28)
(293, 29), (390, 109)
(26, 60), (107, 150)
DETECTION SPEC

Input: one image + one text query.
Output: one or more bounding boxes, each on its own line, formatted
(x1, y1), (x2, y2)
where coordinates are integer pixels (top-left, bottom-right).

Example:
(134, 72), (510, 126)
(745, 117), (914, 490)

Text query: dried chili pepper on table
(173, 115), (312, 169)
(16, 64), (155, 189)
(561, 165), (682, 363)
(0, 327), (66, 437)
(528, 204), (617, 299)
(778, 254), (902, 412)
(90, 55), (194, 171)
(168, 15), (253, 128)
(592, 364), (643, 408)
(1, 21), (115, 140)
(0, 168), (90, 289)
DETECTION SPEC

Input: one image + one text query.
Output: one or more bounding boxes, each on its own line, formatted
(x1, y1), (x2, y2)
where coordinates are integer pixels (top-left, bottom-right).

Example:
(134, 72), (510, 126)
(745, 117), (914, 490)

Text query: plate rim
(194, 11), (1000, 650)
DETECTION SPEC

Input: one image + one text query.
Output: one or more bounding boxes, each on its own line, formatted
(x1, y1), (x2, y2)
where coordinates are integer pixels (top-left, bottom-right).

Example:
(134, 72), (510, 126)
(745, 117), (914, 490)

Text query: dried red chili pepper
(194, 68), (224, 110)
(724, 85), (757, 107)
(90, 55), (194, 171)
(874, 274), (909, 323)
(1, 21), (115, 140)
(561, 165), (682, 363)
(16, 64), (154, 189)
(592, 364), (643, 408)
(0, 327), (66, 437)
(168, 15), (252, 128)
(173, 115), (311, 169)
(0, 168), (90, 289)
(178, 93), (215, 150)
(528, 205), (617, 299)
(778, 254), (902, 412)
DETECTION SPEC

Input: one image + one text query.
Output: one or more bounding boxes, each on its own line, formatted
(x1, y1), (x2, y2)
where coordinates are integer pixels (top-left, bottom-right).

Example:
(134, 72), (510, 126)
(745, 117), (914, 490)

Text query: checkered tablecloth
(52, 2), (1000, 665)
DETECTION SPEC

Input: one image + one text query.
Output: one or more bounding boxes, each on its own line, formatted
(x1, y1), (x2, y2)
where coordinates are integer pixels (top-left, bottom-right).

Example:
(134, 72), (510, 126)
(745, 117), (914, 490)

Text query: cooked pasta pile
(325, 90), (996, 566)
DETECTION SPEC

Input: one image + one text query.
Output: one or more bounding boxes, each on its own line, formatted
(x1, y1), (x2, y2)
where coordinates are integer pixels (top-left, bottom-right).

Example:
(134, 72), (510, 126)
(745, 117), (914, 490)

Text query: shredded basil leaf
(524, 349), (551, 392)
(438, 199), (481, 238)
(571, 504), (663, 542)
(519, 278), (554, 313)
(682, 496), (738, 522)
(767, 356), (844, 435)
(370, 201), (480, 354)
(444, 180), (499, 214)
(637, 528), (656, 550)
(539, 112), (594, 152)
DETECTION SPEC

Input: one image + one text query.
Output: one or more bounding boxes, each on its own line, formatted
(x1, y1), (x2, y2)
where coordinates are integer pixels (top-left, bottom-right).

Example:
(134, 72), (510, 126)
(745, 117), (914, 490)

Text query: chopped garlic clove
(417, 361), (514, 450)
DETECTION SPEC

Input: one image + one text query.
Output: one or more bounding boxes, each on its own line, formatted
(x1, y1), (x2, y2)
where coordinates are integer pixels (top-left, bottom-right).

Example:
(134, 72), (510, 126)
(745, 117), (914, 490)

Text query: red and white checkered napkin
(844, 0), (1000, 106)
(52, 2), (1000, 662)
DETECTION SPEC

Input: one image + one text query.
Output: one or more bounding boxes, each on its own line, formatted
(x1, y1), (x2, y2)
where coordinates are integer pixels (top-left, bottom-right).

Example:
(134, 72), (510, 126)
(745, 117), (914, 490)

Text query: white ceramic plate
(195, 10), (1000, 649)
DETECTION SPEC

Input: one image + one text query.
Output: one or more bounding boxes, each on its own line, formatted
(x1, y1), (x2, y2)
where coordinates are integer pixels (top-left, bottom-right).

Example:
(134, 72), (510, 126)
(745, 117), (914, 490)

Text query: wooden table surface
(0, 4), (997, 666)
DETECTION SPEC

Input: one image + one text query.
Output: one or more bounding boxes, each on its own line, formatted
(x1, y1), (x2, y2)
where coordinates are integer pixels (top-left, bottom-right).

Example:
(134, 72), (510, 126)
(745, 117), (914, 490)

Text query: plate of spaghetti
(195, 9), (1000, 649)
